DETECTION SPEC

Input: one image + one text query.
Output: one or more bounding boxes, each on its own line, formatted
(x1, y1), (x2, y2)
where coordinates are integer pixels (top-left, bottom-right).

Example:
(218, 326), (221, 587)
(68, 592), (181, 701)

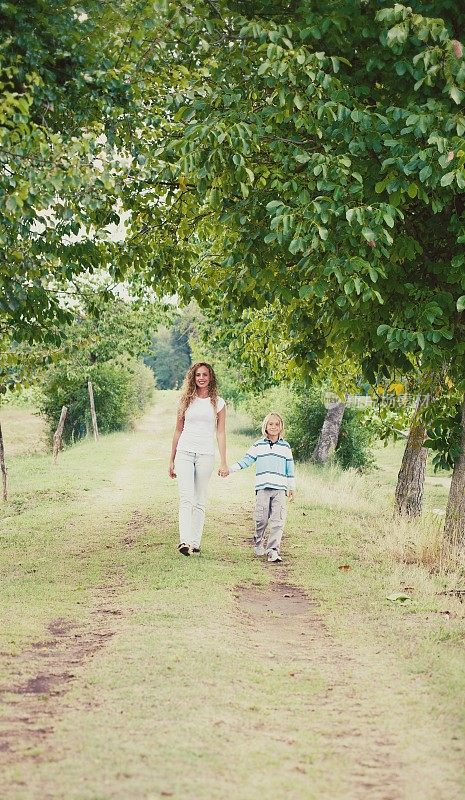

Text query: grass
(1, 393), (465, 799)
(0, 405), (46, 458)
(286, 450), (465, 736)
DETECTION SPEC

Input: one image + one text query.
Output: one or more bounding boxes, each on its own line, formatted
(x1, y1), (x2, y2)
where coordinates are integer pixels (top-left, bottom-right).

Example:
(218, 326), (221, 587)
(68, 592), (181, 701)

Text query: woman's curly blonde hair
(178, 362), (219, 417)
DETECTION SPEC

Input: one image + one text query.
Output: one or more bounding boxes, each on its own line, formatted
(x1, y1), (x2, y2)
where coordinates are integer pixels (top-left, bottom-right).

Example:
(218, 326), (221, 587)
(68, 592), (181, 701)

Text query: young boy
(223, 412), (295, 563)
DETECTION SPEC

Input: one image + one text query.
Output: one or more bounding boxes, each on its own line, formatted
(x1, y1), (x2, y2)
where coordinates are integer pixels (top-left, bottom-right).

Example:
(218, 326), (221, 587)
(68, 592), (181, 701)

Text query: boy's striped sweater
(230, 437), (296, 492)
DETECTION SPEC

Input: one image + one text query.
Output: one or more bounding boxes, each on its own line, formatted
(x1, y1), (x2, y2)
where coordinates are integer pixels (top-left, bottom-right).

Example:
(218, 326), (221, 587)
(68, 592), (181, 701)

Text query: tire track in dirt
(0, 585), (123, 772)
(0, 496), (156, 773)
(0, 409), (163, 783)
(235, 560), (463, 800)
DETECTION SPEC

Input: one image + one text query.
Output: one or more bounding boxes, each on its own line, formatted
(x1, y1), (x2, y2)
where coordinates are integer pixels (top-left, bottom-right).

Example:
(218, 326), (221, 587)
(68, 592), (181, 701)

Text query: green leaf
(5, 196), (18, 213)
(293, 94), (305, 110)
(383, 212), (394, 228)
(299, 285), (313, 299)
(386, 593), (411, 603)
(361, 227), (375, 241)
(289, 237), (304, 254)
(456, 170), (465, 189)
(457, 296), (465, 312)
(450, 86), (465, 105)
(419, 165), (432, 183)
(440, 171), (455, 187)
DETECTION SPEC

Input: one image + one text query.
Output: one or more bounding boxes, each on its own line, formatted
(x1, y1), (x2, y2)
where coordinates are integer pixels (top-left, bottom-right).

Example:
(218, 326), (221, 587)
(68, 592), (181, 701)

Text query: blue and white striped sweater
(230, 438), (296, 492)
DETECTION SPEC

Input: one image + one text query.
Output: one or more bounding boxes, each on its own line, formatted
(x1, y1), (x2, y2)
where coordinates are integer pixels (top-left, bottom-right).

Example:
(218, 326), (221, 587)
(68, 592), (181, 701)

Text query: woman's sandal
(178, 542), (190, 556)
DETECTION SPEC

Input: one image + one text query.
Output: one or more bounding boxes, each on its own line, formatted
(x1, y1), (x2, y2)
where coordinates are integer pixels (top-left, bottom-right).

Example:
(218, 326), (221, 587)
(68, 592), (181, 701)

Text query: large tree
(116, 2), (465, 527)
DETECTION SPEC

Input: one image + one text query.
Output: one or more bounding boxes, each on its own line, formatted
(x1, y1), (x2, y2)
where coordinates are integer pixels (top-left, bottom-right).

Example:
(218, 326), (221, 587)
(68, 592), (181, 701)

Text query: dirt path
(0, 410), (158, 782)
(0, 602), (120, 762)
(236, 569), (462, 800)
(1, 397), (464, 800)
(237, 578), (401, 800)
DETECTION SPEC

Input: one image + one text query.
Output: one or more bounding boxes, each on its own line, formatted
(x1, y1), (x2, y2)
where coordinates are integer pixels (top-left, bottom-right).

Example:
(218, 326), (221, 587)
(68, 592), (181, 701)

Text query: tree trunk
(52, 406), (68, 463)
(444, 394), (465, 548)
(0, 422), (8, 501)
(87, 380), (99, 441)
(394, 396), (428, 518)
(312, 401), (346, 465)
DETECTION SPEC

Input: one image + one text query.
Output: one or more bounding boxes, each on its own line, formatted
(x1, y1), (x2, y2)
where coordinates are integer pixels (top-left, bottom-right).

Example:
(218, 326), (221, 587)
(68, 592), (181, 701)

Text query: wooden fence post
(52, 406), (68, 463)
(0, 422), (8, 501)
(87, 380), (99, 441)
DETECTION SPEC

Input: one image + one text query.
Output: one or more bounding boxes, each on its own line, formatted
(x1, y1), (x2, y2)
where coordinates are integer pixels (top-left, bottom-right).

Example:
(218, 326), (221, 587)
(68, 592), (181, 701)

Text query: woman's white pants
(175, 450), (215, 548)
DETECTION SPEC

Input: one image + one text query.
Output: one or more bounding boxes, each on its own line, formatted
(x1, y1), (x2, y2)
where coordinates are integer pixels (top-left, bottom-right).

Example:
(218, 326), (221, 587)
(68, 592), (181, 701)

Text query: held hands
(218, 464), (230, 477)
(287, 490), (295, 501)
(168, 461), (176, 479)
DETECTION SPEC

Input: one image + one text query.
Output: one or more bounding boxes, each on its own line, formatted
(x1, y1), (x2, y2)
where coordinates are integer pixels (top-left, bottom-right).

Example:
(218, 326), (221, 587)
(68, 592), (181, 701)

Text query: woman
(169, 362), (227, 556)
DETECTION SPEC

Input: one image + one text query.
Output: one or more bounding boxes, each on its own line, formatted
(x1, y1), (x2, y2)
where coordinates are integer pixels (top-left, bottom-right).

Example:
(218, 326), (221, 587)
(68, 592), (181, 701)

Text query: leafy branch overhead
(2, 2), (465, 431)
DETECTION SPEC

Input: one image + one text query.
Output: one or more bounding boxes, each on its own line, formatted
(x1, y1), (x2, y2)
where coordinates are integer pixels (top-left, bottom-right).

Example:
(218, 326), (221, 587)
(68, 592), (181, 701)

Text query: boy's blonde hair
(261, 412), (284, 438)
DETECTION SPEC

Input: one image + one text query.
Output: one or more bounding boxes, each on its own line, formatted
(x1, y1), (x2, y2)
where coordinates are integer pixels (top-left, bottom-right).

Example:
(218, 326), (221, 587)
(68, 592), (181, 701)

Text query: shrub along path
(0, 392), (464, 800)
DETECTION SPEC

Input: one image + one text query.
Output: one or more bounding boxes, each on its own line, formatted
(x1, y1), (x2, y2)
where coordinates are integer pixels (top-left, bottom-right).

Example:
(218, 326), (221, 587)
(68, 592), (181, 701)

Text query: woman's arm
(216, 405), (228, 475)
(169, 413), (184, 478)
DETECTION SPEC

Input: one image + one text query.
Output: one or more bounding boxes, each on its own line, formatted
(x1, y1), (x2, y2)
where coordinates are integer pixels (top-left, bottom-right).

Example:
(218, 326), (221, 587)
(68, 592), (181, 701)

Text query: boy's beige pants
(254, 488), (287, 554)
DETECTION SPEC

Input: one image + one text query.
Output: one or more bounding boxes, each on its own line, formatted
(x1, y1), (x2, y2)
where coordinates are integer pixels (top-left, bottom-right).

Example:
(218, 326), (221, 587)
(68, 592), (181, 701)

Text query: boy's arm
(229, 444), (258, 473)
(286, 448), (296, 497)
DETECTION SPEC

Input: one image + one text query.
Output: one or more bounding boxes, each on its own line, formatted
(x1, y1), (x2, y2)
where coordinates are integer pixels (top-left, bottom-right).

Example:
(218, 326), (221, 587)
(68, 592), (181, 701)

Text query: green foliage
(40, 360), (155, 443)
(0, 0), (174, 371)
(0, 385), (45, 409)
(211, 358), (248, 408)
(286, 392), (375, 471)
(241, 384), (375, 470)
(3, 0), (465, 478)
(36, 290), (159, 443)
(240, 385), (298, 430)
(145, 328), (188, 390)
(334, 408), (377, 471)
(145, 313), (192, 389)
(362, 395), (416, 445)
(116, 0), (465, 420)
(424, 397), (463, 471)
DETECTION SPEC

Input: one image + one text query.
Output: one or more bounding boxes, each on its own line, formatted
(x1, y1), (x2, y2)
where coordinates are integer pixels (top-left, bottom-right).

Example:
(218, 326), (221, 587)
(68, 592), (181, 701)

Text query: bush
(239, 384), (299, 431)
(0, 385), (45, 408)
(241, 384), (375, 470)
(330, 407), (376, 470)
(40, 359), (155, 444)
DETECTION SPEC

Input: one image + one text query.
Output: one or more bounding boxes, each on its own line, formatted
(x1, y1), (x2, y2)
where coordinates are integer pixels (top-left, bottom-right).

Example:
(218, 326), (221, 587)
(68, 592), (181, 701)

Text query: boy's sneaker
(254, 543), (266, 557)
(191, 547), (201, 554)
(178, 542), (190, 556)
(267, 549), (282, 563)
